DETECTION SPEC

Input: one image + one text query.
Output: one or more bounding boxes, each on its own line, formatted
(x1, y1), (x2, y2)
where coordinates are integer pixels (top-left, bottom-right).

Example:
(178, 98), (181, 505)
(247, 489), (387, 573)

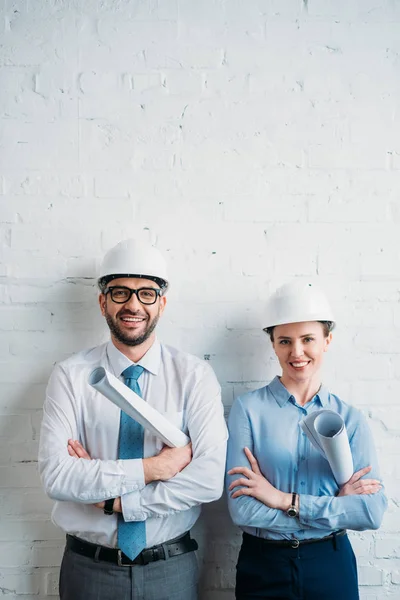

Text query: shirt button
(301, 456), (305, 461)
(300, 481), (305, 486)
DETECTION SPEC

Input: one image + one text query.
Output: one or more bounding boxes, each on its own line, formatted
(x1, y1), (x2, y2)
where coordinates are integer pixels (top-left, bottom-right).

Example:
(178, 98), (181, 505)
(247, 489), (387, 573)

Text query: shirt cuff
(298, 494), (313, 525)
(120, 458), (146, 522)
(121, 458), (146, 490)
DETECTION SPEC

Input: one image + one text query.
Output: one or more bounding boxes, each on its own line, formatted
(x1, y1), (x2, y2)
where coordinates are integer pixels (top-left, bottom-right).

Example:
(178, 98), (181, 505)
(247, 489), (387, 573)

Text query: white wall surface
(1, 1), (400, 598)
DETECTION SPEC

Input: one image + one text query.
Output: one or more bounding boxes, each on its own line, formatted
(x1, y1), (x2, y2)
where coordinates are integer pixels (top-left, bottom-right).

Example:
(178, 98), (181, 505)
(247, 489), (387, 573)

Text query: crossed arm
(226, 398), (388, 533)
(228, 446), (381, 514)
(67, 438), (192, 513)
(39, 363), (228, 520)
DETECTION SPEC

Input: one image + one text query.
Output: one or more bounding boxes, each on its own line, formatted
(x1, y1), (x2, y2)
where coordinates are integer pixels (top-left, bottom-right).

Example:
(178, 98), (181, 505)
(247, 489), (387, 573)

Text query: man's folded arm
(121, 383), (228, 522)
(38, 365), (145, 503)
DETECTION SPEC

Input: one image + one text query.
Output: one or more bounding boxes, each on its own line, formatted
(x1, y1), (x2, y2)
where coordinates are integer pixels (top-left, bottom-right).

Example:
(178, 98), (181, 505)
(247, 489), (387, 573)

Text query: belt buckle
(117, 550), (132, 567)
(291, 539), (300, 549)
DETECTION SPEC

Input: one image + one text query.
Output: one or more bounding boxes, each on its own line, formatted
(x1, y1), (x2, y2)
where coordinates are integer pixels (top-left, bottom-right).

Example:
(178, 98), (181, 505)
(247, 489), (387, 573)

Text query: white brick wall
(0, 1), (399, 598)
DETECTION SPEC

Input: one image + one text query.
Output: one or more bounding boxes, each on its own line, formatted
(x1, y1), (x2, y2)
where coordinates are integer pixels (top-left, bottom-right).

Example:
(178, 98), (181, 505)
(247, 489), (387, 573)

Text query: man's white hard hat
(98, 239), (169, 291)
(264, 281), (334, 329)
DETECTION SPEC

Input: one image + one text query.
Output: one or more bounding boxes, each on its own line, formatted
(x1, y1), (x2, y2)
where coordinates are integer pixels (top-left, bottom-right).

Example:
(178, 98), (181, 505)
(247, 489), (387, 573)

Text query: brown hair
(264, 321), (335, 342)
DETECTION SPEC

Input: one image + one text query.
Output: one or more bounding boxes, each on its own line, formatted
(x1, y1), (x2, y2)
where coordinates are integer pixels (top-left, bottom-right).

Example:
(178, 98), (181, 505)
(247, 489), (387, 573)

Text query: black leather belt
(244, 530), (346, 549)
(66, 532), (198, 566)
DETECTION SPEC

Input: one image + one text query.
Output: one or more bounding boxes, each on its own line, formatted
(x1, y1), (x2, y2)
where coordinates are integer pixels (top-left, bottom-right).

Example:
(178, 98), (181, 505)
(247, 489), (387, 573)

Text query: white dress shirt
(38, 339), (228, 548)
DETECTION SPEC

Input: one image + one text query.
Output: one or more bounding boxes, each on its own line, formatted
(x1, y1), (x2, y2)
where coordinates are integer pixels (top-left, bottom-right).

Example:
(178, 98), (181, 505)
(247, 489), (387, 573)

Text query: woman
(226, 282), (387, 600)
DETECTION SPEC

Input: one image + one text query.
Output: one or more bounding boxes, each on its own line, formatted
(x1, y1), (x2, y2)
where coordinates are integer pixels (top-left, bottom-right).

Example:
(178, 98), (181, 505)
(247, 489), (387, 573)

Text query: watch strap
(286, 492), (298, 517)
(103, 498), (115, 516)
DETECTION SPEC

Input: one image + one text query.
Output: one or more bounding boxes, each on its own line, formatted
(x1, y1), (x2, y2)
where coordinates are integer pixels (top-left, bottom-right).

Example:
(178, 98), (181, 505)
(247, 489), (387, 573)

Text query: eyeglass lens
(109, 287), (158, 304)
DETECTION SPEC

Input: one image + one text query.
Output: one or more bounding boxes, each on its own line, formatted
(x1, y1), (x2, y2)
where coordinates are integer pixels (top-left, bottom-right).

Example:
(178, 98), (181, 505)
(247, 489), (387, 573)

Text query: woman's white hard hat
(98, 239), (169, 291)
(264, 281), (334, 329)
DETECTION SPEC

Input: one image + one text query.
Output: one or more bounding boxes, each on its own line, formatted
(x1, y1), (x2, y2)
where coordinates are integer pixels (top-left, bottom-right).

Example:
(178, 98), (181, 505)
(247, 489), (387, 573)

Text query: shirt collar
(315, 384), (329, 407)
(268, 376), (329, 408)
(106, 338), (161, 377)
(269, 376), (293, 407)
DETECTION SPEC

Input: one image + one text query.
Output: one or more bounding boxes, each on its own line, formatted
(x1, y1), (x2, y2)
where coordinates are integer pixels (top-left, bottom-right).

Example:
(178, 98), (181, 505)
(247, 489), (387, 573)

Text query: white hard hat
(98, 239), (169, 291)
(264, 282), (334, 328)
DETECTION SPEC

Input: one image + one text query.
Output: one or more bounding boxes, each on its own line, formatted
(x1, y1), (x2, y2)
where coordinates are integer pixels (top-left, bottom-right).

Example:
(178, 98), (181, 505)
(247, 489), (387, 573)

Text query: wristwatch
(103, 498), (115, 516)
(286, 493), (298, 518)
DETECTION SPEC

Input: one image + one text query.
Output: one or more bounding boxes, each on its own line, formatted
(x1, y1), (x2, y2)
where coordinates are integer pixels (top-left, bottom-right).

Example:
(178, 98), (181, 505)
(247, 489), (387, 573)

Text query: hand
(68, 439), (91, 460)
(228, 447), (289, 511)
(143, 443), (192, 484)
(337, 466), (382, 497)
(94, 497), (122, 513)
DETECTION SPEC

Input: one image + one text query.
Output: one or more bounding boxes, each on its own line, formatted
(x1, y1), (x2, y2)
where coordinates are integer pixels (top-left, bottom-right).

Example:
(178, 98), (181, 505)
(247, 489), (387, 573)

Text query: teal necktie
(118, 364), (146, 560)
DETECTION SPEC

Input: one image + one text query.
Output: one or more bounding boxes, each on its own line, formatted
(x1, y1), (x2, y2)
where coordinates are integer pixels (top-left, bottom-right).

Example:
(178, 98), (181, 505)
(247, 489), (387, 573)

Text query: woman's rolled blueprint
(300, 409), (353, 486)
(89, 367), (190, 448)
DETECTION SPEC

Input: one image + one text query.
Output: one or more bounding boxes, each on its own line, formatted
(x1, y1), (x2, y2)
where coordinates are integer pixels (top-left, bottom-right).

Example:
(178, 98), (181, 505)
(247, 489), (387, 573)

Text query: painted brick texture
(0, 1), (399, 598)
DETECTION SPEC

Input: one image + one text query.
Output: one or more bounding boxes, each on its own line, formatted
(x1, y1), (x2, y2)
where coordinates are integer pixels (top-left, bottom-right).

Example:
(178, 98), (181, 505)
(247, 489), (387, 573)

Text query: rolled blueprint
(300, 409), (353, 486)
(89, 367), (190, 448)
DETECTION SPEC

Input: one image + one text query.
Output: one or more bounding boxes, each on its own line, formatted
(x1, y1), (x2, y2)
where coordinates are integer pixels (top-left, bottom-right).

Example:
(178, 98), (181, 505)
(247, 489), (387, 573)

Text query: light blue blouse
(226, 376), (387, 540)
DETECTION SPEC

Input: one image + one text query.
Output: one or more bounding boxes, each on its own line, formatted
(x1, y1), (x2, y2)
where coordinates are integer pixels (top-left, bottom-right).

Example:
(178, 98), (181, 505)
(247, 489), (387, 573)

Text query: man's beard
(104, 308), (160, 347)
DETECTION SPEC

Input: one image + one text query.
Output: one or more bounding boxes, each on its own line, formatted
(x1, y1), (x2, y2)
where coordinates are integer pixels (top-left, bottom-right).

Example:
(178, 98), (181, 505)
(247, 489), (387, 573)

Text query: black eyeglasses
(104, 286), (162, 305)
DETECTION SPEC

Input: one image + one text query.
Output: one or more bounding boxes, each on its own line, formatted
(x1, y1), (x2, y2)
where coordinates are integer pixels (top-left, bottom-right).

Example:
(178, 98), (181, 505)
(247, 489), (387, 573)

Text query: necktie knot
(122, 364), (144, 382)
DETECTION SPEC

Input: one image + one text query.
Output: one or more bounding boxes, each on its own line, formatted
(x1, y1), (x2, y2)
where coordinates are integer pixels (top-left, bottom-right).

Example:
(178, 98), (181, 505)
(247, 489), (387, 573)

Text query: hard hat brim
(98, 273), (168, 291)
(263, 314), (335, 329)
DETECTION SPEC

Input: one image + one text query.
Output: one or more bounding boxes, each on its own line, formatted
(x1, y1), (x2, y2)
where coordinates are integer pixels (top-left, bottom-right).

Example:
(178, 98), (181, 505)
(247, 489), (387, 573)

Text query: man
(39, 238), (228, 600)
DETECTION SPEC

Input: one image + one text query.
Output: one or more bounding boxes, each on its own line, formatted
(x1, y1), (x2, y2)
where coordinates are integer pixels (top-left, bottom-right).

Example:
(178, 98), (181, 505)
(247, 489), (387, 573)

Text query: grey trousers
(59, 544), (199, 600)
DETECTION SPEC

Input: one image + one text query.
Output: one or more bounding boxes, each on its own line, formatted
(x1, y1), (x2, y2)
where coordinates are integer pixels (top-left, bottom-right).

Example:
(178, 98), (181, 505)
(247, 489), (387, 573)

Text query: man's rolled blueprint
(300, 409), (353, 486)
(89, 367), (190, 448)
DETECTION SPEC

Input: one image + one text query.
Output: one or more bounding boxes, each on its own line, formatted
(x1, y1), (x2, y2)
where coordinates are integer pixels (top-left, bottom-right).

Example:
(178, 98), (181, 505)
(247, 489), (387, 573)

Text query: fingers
(244, 447), (261, 475)
(357, 487), (382, 495)
(231, 487), (254, 499)
(353, 478), (380, 490)
(354, 481), (382, 495)
(68, 439), (91, 460)
(227, 466), (254, 478)
(339, 480), (382, 497)
(67, 444), (79, 458)
(340, 467), (381, 497)
(359, 485), (382, 495)
(228, 477), (254, 492)
(348, 466), (372, 484)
